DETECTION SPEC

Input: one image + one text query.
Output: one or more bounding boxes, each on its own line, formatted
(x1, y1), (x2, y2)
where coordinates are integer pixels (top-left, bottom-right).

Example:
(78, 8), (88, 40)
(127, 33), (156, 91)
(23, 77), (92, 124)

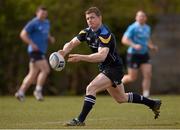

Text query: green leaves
(1, 0), (179, 95)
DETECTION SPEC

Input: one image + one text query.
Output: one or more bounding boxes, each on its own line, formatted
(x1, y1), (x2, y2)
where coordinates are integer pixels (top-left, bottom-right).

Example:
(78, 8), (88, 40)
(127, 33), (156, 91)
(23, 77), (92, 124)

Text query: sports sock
(78, 95), (96, 122)
(18, 90), (24, 96)
(143, 90), (150, 97)
(35, 85), (42, 92)
(128, 92), (155, 108)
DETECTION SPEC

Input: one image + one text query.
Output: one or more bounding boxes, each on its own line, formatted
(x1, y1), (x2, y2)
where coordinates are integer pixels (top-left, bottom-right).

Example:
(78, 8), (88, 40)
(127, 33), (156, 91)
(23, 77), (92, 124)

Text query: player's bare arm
(58, 37), (80, 57)
(121, 35), (142, 50)
(68, 47), (109, 63)
(20, 29), (38, 51)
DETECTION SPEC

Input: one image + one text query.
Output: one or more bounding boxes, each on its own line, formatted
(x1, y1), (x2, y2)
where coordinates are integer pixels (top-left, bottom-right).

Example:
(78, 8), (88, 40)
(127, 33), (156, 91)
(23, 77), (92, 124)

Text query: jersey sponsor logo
(38, 26), (42, 30)
(99, 35), (111, 44)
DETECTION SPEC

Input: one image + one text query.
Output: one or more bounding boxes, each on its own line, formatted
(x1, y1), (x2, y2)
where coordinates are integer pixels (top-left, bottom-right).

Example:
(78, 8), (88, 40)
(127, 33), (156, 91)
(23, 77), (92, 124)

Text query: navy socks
(128, 92), (155, 108)
(78, 95), (96, 122)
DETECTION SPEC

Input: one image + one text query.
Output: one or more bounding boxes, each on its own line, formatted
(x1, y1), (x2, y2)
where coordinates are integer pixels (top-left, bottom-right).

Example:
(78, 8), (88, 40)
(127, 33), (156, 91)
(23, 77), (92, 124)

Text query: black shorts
(100, 66), (124, 87)
(127, 53), (151, 69)
(29, 51), (46, 62)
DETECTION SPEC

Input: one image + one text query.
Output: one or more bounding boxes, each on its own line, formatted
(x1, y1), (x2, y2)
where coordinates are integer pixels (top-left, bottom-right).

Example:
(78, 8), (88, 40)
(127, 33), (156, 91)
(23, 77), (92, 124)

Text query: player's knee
(144, 72), (152, 79)
(46, 67), (50, 75)
(42, 67), (50, 75)
(86, 83), (96, 96)
(23, 74), (35, 85)
(129, 75), (137, 82)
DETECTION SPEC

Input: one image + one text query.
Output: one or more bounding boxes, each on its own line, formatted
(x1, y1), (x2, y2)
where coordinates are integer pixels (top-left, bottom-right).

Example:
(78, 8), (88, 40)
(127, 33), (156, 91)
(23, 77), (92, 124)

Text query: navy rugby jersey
(76, 25), (122, 69)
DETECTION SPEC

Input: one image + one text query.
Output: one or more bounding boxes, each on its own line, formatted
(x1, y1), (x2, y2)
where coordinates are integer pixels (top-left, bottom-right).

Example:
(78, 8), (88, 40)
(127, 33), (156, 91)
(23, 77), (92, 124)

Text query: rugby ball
(49, 52), (65, 71)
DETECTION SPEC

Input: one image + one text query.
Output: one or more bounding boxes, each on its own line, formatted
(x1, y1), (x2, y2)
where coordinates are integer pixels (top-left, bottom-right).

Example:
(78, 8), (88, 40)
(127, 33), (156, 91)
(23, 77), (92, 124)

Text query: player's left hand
(68, 54), (81, 62)
(151, 45), (158, 52)
(49, 36), (55, 44)
(58, 50), (66, 57)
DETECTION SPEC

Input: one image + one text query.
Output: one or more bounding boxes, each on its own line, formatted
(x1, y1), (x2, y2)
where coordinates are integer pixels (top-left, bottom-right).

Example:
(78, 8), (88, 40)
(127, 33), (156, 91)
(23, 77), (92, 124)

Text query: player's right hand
(30, 43), (39, 51)
(133, 44), (142, 50)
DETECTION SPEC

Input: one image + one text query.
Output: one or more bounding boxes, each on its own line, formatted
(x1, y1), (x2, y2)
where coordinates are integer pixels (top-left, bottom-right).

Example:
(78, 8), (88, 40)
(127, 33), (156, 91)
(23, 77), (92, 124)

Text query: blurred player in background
(58, 7), (161, 126)
(121, 11), (158, 97)
(15, 6), (55, 101)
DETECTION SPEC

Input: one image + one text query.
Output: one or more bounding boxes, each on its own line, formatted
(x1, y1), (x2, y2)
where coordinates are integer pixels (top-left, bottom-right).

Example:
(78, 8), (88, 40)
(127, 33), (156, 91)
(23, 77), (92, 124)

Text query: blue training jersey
(24, 17), (50, 54)
(76, 25), (122, 69)
(123, 22), (151, 54)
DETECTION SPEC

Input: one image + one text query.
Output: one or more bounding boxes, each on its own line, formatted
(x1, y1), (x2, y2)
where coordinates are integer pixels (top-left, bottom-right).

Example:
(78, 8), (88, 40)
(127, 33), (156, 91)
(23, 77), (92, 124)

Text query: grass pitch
(0, 95), (180, 129)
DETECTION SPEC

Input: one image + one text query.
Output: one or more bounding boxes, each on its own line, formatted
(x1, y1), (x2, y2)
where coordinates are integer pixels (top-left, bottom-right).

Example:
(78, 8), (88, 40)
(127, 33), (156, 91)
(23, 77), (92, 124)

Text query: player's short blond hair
(85, 7), (101, 17)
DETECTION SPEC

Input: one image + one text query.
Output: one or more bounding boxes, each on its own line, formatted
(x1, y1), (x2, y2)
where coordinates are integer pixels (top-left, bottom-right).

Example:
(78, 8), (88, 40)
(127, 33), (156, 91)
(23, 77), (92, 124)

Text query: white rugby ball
(49, 52), (65, 71)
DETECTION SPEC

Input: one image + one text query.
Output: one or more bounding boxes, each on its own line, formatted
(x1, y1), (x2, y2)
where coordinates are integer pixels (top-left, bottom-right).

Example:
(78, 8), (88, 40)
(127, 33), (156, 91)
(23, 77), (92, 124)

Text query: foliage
(1, 0), (180, 95)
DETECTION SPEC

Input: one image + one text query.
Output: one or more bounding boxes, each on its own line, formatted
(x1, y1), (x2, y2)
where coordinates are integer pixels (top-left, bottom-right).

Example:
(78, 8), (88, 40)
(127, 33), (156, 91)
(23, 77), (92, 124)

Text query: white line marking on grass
(88, 117), (123, 121)
(16, 120), (65, 126)
(21, 117), (121, 126)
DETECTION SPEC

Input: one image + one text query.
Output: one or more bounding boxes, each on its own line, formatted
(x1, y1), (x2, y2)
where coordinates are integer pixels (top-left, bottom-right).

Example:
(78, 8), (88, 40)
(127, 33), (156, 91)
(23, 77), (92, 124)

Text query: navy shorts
(29, 51), (46, 62)
(127, 53), (151, 69)
(100, 65), (124, 87)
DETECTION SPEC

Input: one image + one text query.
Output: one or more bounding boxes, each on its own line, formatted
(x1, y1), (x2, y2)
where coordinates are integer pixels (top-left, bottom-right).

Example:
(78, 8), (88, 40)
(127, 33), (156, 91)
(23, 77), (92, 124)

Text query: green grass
(0, 95), (180, 129)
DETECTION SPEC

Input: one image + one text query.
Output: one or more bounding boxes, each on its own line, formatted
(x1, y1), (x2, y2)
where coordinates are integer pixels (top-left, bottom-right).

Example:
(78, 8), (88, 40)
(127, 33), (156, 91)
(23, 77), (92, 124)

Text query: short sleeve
(149, 26), (151, 35)
(123, 25), (134, 39)
(24, 20), (35, 33)
(98, 34), (112, 48)
(146, 25), (151, 40)
(76, 30), (87, 42)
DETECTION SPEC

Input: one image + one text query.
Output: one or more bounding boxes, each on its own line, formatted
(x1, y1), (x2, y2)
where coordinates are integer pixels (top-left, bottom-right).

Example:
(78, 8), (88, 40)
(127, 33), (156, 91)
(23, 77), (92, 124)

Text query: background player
(15, 6), (55, 101)
(121, 10), (158, 97)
